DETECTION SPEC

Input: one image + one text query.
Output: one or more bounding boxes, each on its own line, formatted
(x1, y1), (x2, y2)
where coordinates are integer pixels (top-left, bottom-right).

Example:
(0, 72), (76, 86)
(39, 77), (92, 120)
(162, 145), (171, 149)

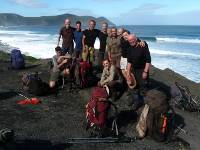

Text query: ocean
(0, 25), (200, 83)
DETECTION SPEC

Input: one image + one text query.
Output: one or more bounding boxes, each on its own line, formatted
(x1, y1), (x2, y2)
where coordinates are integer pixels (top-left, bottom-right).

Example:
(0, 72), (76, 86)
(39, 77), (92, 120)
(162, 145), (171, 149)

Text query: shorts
(50, 69), (60, 82)
(62, 45), (74, 55)
(82, 45), (94, 63)
(111, 55), (121, 68)
(120, 57), (127, 70)
(74, 49), (82, 58)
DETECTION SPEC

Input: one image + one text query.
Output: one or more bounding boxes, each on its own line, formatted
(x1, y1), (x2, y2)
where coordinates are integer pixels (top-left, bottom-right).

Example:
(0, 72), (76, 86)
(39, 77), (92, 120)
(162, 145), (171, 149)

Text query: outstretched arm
(57, 35), (61, 46)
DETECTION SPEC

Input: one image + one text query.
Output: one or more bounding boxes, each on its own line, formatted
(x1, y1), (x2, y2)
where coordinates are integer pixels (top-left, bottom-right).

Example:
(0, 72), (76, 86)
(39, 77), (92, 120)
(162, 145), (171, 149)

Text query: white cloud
(10, 0), (48, 8)
(58, 8), (99, 17)
(111, 3), (166, 25)
(121, 3), (165, 15)
(110, 3), (200, 25)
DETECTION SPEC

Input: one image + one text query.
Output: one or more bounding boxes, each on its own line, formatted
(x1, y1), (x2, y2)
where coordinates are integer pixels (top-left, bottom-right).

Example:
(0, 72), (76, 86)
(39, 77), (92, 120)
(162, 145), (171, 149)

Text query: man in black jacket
(127, 34), (151, 109)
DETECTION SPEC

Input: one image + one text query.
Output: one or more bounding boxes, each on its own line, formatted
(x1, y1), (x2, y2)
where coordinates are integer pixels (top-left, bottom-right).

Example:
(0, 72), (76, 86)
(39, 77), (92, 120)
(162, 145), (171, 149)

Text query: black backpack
(22, 72), (49, 96)
(0, 128), (16, 150)
(147, 108), (175, 142)
(10, 49), (25, 69)
(146, 89), (175, 142)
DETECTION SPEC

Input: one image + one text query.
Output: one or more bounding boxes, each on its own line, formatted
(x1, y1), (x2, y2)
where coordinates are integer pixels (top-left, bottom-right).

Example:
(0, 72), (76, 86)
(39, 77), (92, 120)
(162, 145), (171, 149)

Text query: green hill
(0, 13), (115, 26)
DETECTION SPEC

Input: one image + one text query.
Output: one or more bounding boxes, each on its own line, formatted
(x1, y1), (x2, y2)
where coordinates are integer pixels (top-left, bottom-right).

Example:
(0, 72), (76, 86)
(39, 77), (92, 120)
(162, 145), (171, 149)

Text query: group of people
(49, 18), (151, 109)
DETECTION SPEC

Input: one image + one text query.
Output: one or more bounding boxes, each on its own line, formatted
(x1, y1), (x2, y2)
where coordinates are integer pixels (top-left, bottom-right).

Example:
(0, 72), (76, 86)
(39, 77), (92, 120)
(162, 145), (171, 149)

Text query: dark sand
(0, 52), (200, 150)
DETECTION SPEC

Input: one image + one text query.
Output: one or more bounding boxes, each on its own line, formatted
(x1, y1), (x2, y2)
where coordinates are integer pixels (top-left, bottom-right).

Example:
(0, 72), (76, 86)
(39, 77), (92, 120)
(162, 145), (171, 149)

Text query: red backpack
(74, 61), (91, 88)
(80, 61), (91, 88)
(86, 86), (110, 129)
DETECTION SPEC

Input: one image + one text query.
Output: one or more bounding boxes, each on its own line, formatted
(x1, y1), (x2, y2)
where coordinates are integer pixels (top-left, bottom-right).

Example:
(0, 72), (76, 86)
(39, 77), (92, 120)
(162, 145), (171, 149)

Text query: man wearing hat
(49, 46), (72, 89)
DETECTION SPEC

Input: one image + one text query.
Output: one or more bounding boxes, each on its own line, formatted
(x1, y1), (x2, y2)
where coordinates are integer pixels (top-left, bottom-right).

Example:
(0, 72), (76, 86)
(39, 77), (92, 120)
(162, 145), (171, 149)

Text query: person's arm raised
(57, 28), (63, 46)
(57, 35), (61, 46)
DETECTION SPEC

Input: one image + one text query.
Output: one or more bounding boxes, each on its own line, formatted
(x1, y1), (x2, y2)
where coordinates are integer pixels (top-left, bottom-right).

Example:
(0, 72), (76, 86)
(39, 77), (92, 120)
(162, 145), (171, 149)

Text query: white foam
(0, 30), (58, 58)
(156, 37), (200, 44)
(0, 29), (101, 59)
(150, 48), (200, 59)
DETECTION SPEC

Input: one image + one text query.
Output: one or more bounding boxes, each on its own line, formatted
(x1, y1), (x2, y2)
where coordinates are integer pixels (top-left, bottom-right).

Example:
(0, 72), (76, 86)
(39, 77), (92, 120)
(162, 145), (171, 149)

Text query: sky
(0, 0), (200, 25)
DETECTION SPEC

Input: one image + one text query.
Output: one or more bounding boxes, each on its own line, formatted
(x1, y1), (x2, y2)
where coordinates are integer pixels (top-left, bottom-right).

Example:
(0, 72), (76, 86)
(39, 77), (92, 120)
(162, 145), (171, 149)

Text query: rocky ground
(0, 51), (200, 150)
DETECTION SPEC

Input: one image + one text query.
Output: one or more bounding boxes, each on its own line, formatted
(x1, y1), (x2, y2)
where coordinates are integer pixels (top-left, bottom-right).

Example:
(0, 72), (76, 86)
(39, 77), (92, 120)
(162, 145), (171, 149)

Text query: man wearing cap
(49, 46), (72, 89)
(58, 19), (75, 55)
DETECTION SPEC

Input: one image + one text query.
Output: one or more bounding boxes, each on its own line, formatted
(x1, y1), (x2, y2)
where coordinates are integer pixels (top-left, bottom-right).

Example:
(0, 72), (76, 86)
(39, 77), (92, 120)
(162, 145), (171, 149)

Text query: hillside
(0, 13), (115, 26)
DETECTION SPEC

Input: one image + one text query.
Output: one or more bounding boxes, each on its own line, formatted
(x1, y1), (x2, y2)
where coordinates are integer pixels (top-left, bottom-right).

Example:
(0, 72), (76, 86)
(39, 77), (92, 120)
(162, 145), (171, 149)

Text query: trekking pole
(18, 93), (31, 100)
(66, 137), (137, 144)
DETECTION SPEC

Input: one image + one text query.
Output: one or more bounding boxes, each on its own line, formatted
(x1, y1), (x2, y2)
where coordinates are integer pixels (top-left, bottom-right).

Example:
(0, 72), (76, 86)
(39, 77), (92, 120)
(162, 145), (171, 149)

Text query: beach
(0, 41), (200, 149)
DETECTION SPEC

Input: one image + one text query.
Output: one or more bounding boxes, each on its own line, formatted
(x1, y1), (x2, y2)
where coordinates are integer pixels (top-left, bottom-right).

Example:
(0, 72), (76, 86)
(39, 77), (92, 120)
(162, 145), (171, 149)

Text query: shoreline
(1, 42), (200, 86)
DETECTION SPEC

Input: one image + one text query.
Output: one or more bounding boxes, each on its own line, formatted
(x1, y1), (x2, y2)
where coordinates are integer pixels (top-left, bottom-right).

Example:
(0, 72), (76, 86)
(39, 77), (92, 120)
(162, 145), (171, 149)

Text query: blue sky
(1, 0), (200, 25)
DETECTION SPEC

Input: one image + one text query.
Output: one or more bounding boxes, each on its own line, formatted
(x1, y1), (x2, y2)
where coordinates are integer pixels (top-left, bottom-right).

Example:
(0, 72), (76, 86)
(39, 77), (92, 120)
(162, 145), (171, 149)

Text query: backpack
(0, 129), (14, 144)
(86, 86), (119, 137)
(147, 108), (175, 142)
(22, 72), (49, 96)
(11, 49), (25, 69)
(0, 128), (16, 150)
(86, 86), (109, 128)
(75, 61), (91, 88)
(145, 89), (175, 142)
(170, 82), (200, 112)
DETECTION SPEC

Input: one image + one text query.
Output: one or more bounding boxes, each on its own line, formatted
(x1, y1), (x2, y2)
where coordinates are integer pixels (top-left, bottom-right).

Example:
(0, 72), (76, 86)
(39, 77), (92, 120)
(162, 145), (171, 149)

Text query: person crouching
(49, 46), (72, 89)
(98, 59), (123, 100)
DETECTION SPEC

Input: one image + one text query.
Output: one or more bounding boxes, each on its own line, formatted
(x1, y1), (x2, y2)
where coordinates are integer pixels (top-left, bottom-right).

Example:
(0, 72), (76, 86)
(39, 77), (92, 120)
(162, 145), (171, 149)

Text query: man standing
(106, 27), (121, 68)
(117, 28), (124, 37)
(58, 19), (75, 55)
(120, 30), (130, 71)
(73, 21), (83, 58)
(98, 22), (108, 66)
(127, 34), (151, 109)
(82, 20), (100, 63)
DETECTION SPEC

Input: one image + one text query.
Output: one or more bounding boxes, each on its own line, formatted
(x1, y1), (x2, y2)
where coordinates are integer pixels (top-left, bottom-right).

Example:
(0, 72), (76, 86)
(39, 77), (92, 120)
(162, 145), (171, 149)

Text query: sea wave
(150, 48), (200, 59)
(139, 36), (200, 44)
(156, 37), (200, 44)
(139, 36), (157, 42)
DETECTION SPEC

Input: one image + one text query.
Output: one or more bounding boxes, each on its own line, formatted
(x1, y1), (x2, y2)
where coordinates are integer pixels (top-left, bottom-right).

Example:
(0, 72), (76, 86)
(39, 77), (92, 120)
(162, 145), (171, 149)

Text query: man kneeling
(49, 46), (72, 89)
(99, 59), (123, 100)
